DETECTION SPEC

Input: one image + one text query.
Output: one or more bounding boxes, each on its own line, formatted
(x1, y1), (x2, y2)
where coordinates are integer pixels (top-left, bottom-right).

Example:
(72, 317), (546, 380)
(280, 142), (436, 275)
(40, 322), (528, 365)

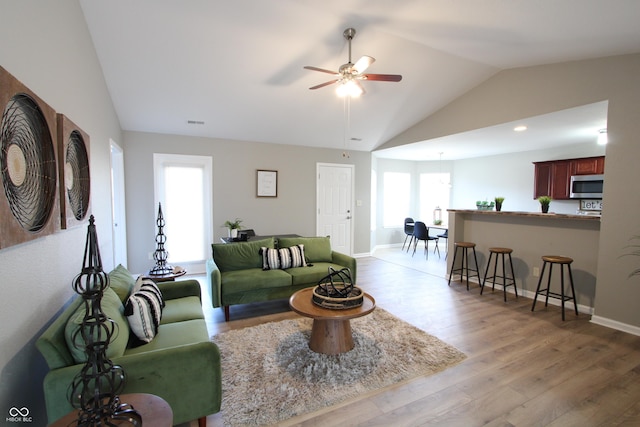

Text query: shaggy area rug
(211, 308), (466, 426)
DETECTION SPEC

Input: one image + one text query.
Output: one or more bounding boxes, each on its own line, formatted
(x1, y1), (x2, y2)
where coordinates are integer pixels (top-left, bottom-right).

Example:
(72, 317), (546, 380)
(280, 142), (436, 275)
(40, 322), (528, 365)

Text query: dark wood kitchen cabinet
(571, 156), (605, 175)
(533, 161), (552, 198)
(534, 156), (605, 200)
(533, 160), (571, 199)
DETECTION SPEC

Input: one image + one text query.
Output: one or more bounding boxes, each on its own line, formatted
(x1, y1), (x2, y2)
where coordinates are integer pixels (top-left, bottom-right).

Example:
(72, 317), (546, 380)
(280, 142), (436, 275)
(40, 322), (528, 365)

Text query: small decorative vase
(495, 202), (502, 212)
(230, 228), (238, 239)
(541, 204), (549, 213)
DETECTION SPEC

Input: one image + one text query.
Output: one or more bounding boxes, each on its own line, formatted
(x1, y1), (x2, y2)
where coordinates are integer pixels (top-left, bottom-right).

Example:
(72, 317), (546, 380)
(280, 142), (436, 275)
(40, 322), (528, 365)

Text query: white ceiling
(79, 1), (640, 158)
(374, 101), (609, 160)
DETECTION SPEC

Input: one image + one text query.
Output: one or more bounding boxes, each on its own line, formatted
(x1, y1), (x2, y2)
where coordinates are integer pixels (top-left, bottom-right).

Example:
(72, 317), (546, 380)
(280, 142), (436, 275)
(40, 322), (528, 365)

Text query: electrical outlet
(533, 267), (540, 277)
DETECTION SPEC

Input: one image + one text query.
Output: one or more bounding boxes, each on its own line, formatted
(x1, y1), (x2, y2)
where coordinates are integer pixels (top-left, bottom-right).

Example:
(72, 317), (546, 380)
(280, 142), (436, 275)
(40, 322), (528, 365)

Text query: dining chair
(412, 221), (440, 259)
(437, 229), (448, 259)
(402, 217), (415, 252)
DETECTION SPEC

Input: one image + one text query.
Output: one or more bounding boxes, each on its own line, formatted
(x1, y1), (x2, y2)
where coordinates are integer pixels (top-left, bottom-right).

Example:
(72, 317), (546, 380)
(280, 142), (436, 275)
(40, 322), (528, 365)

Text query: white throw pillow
(261, 244), (307, 270)
(124, 276), (164, 343)
(279, 244), (307, 269)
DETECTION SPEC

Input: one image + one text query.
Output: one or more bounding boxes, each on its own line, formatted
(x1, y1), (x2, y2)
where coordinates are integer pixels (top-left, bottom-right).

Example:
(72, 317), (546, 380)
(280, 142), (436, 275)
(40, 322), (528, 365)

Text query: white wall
(374, 142), (605, 248)
(452, 143), (606, 214)
(0, 1), (122, 422)
(122, 131), (373, 274)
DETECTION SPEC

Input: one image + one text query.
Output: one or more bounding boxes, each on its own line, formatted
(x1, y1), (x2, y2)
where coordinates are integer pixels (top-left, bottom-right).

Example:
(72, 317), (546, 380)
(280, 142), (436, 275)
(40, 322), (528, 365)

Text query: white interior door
(317, 163), (353, 255)
(110, 140), (128, 268)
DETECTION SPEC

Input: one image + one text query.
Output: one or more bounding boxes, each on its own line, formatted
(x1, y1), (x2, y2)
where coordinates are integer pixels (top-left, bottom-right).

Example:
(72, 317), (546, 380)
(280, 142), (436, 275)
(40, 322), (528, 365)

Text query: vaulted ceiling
(80, 1), (640, 158)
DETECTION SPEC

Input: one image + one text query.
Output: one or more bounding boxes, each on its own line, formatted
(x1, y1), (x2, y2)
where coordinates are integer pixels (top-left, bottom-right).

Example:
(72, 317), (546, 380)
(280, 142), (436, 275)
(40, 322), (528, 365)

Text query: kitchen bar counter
(448, 209), (601, 221)
(446, 209), (599, 311)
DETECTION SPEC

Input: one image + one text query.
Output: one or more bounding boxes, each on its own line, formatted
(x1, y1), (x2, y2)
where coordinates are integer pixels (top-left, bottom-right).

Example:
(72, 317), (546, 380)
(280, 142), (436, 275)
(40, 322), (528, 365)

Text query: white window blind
(419, 173), (451, 223)
(383, 172), (410, 228)
(153, 154), (212, 271)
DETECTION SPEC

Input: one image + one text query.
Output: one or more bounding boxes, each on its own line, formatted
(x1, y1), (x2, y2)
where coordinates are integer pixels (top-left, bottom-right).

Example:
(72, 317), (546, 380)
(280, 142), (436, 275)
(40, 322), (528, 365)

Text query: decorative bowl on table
(312, 267), (363, 309)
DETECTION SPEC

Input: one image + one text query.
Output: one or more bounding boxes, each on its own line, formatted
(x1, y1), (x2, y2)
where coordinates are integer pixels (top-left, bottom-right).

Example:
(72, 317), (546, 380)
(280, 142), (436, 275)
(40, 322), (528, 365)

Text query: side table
(289, 288), (375, 355)
(48, 393), (173, 426)
(147, 269), (187, 282)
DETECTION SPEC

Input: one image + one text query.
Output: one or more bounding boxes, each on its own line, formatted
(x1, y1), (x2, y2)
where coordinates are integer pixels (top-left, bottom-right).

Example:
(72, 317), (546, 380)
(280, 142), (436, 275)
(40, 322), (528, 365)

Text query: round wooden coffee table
(289, 287), (375, 355)
(48, 393), (172, 426)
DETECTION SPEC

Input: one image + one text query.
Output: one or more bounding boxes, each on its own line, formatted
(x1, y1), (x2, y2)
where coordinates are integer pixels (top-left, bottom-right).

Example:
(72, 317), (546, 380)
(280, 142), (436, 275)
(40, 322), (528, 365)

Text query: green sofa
(36, 265), (221, 426)
(207, 236), (357, 321)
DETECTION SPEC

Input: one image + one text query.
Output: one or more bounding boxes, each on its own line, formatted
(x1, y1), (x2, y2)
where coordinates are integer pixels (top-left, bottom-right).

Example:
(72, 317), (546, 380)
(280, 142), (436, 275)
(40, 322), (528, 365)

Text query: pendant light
(438, 152), (451, 187)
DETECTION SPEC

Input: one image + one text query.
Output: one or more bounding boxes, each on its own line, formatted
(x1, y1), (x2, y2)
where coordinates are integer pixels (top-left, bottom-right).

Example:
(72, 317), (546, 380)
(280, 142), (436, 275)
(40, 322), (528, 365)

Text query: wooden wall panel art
(57, 114), (91, 229)
(0, 66), (61, 250)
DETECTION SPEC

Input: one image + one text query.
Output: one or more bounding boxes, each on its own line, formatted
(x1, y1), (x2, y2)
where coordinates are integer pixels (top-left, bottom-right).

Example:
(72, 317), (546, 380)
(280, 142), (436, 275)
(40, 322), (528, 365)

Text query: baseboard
(353, 252), (371, 258)
(372, 243), (403, 251)
(452, 275), (594, 315)
(590, 315), (640, 336)
(371, 243), (405, 254)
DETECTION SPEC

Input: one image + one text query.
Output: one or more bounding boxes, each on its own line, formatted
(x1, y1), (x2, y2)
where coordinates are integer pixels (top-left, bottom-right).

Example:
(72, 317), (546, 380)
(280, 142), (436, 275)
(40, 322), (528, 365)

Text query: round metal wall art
(65, 130), (90, 221)
(0, 93), (57, 233)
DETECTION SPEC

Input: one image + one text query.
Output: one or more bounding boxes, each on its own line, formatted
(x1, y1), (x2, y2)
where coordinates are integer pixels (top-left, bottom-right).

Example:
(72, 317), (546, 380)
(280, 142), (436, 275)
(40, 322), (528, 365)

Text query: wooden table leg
(309, 318), (354, 354)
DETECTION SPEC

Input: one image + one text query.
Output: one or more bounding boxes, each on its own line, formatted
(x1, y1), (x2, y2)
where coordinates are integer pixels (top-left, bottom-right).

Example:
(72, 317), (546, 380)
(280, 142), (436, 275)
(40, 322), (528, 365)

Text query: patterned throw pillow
(124, 276), (164, 343)
(261, 244), (307, 270)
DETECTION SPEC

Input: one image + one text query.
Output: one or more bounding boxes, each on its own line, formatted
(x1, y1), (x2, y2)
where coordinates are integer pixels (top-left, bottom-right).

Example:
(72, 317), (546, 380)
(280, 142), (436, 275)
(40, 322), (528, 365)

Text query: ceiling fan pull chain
(342, 97), (351, 158)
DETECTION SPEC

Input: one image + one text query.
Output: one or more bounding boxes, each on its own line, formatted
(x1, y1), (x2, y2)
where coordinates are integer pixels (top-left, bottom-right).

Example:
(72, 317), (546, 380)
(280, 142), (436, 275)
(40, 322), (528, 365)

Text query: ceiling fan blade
(353, 55), (375, 73)
(309, 79), (339, 90)
(362, 73), (403, 82)
(304, 66), (339, 75)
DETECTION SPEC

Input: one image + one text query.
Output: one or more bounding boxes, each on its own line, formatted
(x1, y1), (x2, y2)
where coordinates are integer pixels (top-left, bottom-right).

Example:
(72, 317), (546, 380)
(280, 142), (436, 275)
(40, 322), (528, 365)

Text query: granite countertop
(448, 209), (601, 221)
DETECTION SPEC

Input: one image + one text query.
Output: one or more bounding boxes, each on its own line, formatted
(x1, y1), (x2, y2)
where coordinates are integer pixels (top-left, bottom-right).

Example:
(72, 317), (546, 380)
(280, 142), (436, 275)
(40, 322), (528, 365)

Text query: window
(153, 154), (212, 272)
(419, 173), (451, 223)
(383, 172), (410, 228)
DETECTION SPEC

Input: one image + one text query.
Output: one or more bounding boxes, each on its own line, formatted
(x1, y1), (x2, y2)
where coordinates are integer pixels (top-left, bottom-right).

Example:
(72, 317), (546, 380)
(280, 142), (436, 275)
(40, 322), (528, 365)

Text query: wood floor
(185, 249), (640, 427)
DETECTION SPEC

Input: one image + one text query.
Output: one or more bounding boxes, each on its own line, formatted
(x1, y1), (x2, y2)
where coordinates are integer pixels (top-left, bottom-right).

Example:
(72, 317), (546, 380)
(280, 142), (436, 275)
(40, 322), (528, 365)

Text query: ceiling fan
(304, 28), (402, 96)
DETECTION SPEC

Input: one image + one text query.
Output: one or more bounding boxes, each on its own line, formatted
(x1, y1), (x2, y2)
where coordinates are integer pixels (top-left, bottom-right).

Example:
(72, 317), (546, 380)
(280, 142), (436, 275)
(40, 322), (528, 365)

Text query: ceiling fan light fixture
(336, 79), (363, 98)
(305, 28), (401, 94)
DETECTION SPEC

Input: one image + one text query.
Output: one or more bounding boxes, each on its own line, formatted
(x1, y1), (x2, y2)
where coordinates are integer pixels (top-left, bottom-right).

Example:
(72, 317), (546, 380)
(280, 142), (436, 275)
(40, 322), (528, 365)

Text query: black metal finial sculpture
(68, 215), (141, 426)
(312, 267), (364, 309)
(149, 203), (173, 276)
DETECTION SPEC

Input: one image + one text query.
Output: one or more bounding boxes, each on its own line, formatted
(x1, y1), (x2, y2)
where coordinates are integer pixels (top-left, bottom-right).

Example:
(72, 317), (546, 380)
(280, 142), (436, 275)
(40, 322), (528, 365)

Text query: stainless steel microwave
(570, 174), (604, 199)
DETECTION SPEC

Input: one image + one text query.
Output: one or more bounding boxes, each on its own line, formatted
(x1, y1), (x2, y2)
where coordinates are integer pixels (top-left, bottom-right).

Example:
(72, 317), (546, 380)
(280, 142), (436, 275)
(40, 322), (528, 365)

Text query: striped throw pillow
(124, 276), (164, 343)
(261, 244), (307, 270)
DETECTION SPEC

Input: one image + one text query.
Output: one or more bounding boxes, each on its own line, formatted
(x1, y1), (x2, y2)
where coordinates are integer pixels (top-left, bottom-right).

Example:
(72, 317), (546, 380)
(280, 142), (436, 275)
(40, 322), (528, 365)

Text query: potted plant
(495, 197), (505, 212)
(476, 200), (495, 211)
(223, 218), (243, 238)
(538, 195), (552, 213)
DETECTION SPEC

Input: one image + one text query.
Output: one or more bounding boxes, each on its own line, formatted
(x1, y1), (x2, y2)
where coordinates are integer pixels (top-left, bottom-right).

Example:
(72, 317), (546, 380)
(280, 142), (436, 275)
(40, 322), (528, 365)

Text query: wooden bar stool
(448, 242), (481, 290)
(531, 255), (578, 321)
(481, 247), (518, 301)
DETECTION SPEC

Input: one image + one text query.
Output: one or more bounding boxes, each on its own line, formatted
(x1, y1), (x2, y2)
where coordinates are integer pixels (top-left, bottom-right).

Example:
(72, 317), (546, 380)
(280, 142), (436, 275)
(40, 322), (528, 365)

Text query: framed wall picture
(257, 170), (278, 197)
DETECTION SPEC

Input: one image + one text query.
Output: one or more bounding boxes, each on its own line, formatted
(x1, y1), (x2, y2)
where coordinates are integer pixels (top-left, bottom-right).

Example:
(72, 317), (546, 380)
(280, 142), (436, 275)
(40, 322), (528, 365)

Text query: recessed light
(514, 125), (527, 132)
